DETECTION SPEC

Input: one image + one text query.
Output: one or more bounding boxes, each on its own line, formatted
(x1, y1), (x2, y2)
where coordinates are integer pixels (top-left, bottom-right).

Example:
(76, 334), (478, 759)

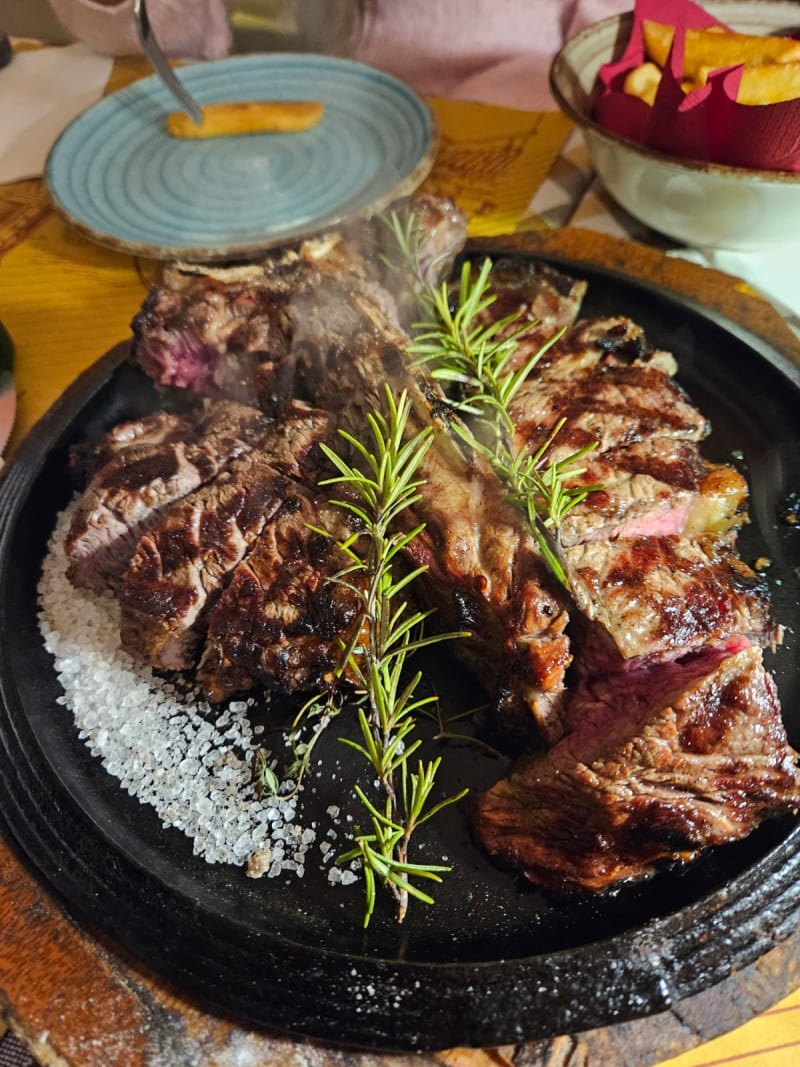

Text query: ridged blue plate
(45, 54), (438, 262)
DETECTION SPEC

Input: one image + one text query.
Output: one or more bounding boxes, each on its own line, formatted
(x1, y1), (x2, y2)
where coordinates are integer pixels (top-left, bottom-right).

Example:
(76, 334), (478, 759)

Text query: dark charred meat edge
(61, 195), (800, 895)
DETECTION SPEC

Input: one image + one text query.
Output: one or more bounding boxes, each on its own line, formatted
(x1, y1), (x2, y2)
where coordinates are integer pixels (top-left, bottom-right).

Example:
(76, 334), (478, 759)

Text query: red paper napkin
(593, 0), (800, 172)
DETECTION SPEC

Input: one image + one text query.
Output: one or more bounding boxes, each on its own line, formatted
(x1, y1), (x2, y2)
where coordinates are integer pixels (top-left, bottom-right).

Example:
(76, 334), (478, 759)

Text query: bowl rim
(549, 9), (800, 186)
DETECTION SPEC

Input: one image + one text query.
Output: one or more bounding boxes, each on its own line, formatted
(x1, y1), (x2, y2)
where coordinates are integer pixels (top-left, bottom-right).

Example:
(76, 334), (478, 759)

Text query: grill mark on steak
(559, 438), (708, 547)
(118, 454), (286, 670)
(65, 400), (271, 591)
(566, 534), (777, 671)
(116, 405), (332, 671)
(528, 316), (648, 381)
(70, 410), (193, 481)
(471, 259), (587, 374)
(197, 490), (363, 702)
(474, 646), (800, 893)
(511, 362), (710, 462)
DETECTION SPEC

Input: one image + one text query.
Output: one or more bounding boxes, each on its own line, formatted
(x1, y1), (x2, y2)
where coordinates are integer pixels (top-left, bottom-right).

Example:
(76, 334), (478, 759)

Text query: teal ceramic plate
(45, 54), (438, 262)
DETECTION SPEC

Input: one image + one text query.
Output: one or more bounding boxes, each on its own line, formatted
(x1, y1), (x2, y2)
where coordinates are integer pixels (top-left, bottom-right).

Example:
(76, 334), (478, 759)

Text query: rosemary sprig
(410, 258), (601, 587)
(380, 208), (427, 289)
(319, 385), (468, 926)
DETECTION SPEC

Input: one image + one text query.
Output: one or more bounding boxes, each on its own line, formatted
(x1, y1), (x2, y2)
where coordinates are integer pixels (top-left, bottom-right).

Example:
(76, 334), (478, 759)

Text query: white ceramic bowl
(549, 0), (800, 250)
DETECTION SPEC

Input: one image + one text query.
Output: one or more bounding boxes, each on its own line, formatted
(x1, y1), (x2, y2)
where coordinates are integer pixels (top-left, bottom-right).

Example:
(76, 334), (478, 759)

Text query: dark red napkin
(593, 0), (800, 172)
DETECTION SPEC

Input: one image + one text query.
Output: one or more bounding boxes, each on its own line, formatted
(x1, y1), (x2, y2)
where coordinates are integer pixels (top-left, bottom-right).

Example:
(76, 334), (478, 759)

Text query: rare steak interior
(62, 195), (800, 894)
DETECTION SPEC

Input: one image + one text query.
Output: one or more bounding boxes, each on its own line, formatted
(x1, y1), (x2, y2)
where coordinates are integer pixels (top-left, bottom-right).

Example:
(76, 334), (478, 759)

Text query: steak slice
(473, 258), (587, 374)
(402, 447), (572, 746)
(291, 269), (575, 746)
(131, 251), (314, 399)
(131, 194), (466, 402)
(566, 534), (779, 673)
(525, 316), (648, 381)
(197, 489), (363, 702)
(66, 400), (270, 591)
(559, 437), (707, 547)
(473, 646), (800, 893)
(510, 361), (710, 464)
(118, 454), (286, 671)
(72, 410), (193, 480)
(117, 406), (332, 670)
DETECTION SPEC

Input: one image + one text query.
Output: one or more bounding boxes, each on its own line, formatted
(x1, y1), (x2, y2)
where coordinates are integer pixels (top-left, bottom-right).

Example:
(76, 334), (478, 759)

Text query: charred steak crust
(197, 491), (364, 702)
(116, 403), (334, 671)
(65, 400), (271, 592)
(474, 647), (800, 893)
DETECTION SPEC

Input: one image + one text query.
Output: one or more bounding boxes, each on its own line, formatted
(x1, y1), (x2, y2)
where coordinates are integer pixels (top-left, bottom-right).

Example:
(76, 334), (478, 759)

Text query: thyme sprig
(410, 258), (601, 587)
(319, 386), (468, 926)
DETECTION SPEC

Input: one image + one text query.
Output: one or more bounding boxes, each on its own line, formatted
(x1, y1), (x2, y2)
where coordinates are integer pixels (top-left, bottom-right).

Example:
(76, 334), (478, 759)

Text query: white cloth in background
(0, 42), (112, 183)
(529, 134), (800, 332)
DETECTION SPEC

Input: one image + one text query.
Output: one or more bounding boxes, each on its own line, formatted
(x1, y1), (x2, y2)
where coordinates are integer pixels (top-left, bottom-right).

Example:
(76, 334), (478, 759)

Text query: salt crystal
(36, 502), (317, 876)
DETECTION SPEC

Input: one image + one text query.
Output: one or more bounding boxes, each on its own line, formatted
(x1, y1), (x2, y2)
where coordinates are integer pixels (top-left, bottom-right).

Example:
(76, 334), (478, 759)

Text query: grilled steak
(474, 646), (800, 893)
(117, 403), (332, 670)
(132, 195), (469, 402)
(511, 360), (710, 464)
(131, 252), (313, 399)
(72, 409), (192, 479)
(469, 258), (588, 373)
(66, 400), (270, 591)
(558, 437), (706, 547)
(61, 198), (799, 896)
(566, 533), (778, 672)
(197, 488), (363, 702)
(119, 453), (287, 671)
(287, 253), (576, 745)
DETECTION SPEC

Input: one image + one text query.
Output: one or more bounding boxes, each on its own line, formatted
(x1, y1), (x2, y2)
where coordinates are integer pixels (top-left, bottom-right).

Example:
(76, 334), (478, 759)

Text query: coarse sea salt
(36, 503), (316, 877)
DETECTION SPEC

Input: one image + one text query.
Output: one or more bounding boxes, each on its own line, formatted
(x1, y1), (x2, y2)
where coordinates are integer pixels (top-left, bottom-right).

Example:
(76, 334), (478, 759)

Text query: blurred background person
(23, 0), (628, 110)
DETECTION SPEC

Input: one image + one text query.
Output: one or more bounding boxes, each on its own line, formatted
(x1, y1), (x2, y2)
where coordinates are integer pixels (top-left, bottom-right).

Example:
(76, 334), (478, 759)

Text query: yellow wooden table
(1, 55), (800, 1067)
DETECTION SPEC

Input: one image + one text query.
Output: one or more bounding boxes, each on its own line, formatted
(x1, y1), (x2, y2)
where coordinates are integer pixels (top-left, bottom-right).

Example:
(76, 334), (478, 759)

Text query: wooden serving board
(1, 228), (799, 1067)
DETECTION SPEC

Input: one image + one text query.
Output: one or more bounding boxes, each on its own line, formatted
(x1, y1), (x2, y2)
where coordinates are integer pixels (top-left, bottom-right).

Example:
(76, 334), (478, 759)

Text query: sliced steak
(402, 449), (572, 746)
(525, 315), (647, 381)
(474, 646), (800, 893)
(291, 267), (574, 746)
(131, 252), (314, 399)
(472, 258), (587, 374)
(566, 534), (778, 672)
(131, 194), (464, 401)
(559, 437), (706, 547)
(65, 401), (270, 591)
(197, 490), (363, 702)
(118, 451), (286, 670)
(117, 404), (332, 670)
(74, 410), (193, 479)
(511, 361), (710, 464)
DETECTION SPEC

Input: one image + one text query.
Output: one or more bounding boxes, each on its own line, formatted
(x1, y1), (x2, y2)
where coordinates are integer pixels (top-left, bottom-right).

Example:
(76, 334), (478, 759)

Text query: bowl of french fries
(550, 0), (800, 249)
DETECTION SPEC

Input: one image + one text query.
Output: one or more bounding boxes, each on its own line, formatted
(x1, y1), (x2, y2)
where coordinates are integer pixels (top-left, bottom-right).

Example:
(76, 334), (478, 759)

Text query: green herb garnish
(318, 385), (468, 926)
(410, 258), (601, 588)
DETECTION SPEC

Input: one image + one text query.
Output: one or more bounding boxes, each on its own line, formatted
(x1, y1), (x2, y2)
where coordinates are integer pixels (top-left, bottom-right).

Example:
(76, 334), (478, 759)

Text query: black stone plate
(1, 252), (800, 1053)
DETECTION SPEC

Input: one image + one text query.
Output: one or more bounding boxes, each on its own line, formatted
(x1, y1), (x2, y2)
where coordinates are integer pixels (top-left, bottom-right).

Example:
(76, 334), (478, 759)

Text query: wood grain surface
(1, 228), (799, 1067)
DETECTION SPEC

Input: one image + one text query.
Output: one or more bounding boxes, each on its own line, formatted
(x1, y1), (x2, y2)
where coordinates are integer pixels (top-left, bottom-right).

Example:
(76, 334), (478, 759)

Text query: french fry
(623, 61), (663, 105)
(696, 60), (800, 105)
(167, 100), (324, 139)
(642, 21), (800, 80)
